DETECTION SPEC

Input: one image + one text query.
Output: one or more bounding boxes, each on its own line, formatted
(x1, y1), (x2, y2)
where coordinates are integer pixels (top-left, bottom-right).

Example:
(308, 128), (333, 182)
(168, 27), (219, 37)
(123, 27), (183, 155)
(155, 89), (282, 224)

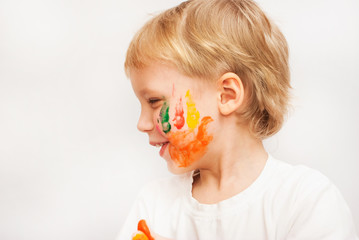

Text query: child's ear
(216, 72), (244, 115)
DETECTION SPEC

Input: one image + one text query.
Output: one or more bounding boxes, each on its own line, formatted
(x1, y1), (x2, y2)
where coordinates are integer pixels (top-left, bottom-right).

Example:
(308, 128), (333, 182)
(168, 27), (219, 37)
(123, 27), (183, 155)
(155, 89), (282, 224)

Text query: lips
(159, 142), (169, 156)
(150, 141), (169, 156)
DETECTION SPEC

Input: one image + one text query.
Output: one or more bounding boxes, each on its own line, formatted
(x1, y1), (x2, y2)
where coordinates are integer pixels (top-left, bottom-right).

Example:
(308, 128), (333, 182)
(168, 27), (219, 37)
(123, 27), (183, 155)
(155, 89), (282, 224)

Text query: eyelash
(148, 98), (161, 105)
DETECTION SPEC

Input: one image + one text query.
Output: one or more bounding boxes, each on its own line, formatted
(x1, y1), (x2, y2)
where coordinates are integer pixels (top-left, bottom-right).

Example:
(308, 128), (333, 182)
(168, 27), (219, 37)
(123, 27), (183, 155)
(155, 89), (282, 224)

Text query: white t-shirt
(117, 155), (358, 240)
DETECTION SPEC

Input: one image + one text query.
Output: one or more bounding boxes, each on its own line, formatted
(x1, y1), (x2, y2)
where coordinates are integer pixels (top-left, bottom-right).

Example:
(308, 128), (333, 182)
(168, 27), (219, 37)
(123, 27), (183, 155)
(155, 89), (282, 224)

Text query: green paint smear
(160, 101), (171, 134)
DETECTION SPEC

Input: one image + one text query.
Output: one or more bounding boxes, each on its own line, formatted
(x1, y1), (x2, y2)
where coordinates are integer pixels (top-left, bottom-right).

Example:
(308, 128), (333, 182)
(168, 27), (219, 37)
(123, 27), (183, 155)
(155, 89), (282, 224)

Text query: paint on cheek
(159, 101), (171, 134)
(185, 90), (200, 129)
(173, 97), (185, 130)
(168, 116), (213, 167)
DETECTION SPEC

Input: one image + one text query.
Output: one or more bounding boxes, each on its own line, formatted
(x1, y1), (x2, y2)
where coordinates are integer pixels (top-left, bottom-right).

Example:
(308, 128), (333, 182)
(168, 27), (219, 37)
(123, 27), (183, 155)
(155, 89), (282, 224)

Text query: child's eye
(148, 98), (162, 105)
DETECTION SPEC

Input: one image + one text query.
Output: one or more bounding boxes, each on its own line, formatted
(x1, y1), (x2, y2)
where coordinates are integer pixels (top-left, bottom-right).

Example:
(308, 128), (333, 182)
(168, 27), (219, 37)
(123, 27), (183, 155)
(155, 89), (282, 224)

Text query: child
(118, 0), (358, 239)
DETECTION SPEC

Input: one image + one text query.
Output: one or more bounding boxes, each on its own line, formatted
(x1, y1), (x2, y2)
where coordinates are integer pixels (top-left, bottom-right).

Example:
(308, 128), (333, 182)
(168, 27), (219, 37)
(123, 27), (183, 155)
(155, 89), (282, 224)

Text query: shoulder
(268, 156), (332, 195)
(267, 156), (344, 208)
(268, 156), (357, 239)
(263, 156), (335, 213)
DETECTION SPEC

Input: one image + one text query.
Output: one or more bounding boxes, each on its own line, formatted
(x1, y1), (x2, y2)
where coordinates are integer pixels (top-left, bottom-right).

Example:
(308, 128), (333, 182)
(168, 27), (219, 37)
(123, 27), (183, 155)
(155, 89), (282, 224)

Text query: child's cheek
(155, 90), (203, 138)
(158, 100), (171, 134)
(172, 97), (186, 130)
(184, 90), (200, 130)
(156, 98), (187, 136)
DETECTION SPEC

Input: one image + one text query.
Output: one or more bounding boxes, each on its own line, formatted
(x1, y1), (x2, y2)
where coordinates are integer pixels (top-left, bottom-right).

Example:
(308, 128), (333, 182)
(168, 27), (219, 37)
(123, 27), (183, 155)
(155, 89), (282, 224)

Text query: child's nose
(137, 110), (154, 133)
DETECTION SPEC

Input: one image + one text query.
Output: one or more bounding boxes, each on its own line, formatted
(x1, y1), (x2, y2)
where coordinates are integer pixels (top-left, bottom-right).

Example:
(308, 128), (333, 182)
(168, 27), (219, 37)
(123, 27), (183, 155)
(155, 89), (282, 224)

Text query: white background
(0, 0), (358, 239)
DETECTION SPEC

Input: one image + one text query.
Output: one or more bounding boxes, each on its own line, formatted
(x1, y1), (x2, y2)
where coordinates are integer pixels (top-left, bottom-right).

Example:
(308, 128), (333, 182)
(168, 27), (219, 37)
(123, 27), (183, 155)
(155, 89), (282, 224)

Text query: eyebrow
(138, 87), (163, 97)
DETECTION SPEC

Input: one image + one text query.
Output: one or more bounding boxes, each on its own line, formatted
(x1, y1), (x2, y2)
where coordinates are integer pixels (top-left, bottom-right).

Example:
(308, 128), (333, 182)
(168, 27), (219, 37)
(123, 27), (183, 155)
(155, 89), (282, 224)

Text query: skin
(130, 63), (268, 238)
(159, 101), (171, 133)
(131, 62), (218, 175)
(168, 116), (213, 167)
(172, 97), (185, 130)
(185, 90), (200, 129)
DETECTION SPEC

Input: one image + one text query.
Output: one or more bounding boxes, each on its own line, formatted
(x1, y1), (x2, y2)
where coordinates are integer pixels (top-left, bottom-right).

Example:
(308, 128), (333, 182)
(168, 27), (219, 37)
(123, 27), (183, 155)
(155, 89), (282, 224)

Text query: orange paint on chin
(168, 116), (213, 167)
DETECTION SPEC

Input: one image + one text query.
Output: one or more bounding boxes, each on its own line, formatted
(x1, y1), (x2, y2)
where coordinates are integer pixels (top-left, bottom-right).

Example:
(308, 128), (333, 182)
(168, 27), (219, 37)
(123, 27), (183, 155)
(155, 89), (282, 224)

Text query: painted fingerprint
(159, 101), (171, 134)
(173, 97), (185, 130)
(185, 90), (200, 129)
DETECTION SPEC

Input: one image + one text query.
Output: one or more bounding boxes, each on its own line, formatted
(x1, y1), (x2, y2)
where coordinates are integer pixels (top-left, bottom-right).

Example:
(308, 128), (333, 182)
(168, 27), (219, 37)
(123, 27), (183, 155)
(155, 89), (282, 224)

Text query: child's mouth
(158, 142), (169, 156)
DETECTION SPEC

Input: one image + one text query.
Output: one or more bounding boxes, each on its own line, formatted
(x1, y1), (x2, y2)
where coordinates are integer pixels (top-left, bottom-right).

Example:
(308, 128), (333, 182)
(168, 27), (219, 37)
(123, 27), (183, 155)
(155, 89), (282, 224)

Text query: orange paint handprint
(169, 116), (213, 167)
(167, 90), (214, 168)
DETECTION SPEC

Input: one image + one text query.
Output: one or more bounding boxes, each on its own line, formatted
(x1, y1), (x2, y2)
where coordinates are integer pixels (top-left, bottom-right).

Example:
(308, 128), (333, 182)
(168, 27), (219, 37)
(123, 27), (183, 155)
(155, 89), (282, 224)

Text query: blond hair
(125, 0), (291, 139)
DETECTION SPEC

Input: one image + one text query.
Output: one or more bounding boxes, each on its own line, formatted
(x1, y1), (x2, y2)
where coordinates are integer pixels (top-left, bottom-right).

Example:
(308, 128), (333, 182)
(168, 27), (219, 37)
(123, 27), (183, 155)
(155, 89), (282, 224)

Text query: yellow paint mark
(185, 90), (200, 129)
(132, 232), (149, 240)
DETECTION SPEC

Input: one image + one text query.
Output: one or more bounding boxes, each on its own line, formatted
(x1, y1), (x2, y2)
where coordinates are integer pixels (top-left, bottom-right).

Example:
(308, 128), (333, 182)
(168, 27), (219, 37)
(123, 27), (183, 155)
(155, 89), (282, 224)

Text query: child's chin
(162, 152), (194, 174)
(166, 161), (192, 175)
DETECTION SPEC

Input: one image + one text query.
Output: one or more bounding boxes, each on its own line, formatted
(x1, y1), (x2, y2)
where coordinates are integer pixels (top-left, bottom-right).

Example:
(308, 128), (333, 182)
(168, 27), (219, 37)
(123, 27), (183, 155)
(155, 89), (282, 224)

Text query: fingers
(152, 232), (173, 240)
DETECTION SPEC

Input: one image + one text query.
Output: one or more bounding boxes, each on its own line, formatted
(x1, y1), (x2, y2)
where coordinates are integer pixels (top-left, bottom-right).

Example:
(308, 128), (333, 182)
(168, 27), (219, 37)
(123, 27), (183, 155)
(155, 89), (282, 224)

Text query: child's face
(130, 63), (218, 174)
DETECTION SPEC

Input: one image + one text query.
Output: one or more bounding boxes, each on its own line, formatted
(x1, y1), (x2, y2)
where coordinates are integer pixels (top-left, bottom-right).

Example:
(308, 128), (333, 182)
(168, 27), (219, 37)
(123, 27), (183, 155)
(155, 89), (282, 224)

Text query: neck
(192, 124), (268, 203)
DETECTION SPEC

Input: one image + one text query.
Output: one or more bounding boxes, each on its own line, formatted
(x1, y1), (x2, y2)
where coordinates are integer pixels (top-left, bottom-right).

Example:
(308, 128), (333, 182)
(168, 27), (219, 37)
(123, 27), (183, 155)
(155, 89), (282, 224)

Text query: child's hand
(132, 219), (172, 240)
(152, 233), (172, 240)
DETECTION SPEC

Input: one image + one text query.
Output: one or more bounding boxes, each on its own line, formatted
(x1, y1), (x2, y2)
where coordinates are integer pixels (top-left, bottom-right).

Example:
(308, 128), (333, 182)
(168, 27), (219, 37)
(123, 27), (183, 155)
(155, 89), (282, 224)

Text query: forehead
(130, 62), (185, 81)
(129, 63), (205, 95)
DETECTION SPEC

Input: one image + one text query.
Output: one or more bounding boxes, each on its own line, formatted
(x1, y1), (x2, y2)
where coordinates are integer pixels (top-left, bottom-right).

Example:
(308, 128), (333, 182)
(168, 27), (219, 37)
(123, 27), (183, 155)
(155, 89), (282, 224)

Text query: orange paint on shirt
(173, 97), (185, 130)
(168, 116), (213, 167)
